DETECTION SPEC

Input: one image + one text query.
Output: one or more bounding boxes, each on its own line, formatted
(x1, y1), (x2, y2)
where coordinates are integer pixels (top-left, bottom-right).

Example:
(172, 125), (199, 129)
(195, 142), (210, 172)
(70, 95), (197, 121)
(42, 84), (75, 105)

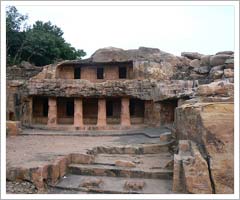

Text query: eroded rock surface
(174, 103), (234, 194)
(173, 140), (213, 194)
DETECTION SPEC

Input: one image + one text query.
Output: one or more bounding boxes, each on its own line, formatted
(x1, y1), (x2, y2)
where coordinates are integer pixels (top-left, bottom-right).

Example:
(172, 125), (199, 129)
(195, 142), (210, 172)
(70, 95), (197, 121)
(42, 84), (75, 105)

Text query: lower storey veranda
(31, 96), (146, 128)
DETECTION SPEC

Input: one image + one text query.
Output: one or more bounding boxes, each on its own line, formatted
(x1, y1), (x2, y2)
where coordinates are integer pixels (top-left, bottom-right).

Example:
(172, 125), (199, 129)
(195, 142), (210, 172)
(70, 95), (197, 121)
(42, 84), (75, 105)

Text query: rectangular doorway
(57, 97), (74, 124)
(106, 98), (121, 124)
(83, 98), (98, 125)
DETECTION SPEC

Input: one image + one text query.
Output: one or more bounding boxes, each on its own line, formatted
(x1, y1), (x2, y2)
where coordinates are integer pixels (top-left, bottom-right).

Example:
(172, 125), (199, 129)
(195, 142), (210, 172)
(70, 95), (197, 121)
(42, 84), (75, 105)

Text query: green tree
(6, 6), (86, 66)
(6, 6), (28, 65)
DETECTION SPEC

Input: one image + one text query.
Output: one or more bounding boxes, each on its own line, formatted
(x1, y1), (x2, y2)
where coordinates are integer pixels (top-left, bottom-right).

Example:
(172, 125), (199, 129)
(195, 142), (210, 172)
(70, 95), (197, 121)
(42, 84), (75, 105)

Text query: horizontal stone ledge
(27, 79), (194, 101)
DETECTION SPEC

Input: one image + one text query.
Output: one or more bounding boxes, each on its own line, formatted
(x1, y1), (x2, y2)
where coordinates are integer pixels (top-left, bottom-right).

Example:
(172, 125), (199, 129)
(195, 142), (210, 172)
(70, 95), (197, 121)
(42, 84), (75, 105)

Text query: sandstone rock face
(174, 103), (234, 194)
(173, 140), (213, 194)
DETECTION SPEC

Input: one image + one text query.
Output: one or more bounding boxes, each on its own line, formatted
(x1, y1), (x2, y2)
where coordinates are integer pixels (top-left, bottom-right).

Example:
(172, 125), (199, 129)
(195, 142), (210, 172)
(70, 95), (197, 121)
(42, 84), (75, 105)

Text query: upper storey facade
(56, 61), (133, 82)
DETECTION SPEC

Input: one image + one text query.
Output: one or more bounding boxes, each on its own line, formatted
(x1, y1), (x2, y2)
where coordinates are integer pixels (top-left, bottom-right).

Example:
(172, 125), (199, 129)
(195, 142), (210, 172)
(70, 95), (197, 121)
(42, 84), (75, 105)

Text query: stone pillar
(74, 98), (83, 127)
(121, 97), (131, 126)
(97, 98), (106, 127)
(48, 97), (57, 126)
(29, 96), (33, 125)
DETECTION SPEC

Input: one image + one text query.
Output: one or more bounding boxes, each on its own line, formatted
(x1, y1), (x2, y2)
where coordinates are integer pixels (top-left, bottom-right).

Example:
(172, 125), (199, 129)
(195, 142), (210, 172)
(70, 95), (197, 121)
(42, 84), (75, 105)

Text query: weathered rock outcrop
(179, 50), (234, 84)
(173, 140), (213, 194)
(7, 61), (43, 80)
(174, 102), (234, 194)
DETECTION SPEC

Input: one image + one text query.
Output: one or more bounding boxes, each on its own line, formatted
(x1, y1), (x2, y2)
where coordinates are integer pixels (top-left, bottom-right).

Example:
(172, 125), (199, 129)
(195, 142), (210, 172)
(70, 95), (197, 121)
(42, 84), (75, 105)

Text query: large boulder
(181, 52), (203, 60)
(216, 51), (234, 55)
(210, 54), (231, 66)
(189, 59), (201, 68)
(91, 47), (130, 62)
(200, 55), (211, 66)
(196, 80), (234, 97)
(225, 58), (234, 69)
(193, 66), (210, 74)
(224, 69), (234, 78)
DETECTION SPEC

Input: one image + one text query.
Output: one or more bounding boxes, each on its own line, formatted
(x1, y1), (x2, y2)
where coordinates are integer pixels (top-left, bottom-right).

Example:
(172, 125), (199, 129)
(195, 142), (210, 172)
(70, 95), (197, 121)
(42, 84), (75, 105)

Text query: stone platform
(21, 127), (171, 138)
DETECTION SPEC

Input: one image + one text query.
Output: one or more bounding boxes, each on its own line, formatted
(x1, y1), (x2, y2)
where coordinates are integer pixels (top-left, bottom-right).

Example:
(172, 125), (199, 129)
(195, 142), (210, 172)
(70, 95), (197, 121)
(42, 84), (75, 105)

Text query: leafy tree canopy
(6, 6), (86, 66)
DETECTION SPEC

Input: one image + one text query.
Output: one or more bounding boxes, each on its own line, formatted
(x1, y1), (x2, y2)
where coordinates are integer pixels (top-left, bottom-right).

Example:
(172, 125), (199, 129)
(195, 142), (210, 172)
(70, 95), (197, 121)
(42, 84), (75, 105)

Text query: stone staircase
(49, 139), (175, 194)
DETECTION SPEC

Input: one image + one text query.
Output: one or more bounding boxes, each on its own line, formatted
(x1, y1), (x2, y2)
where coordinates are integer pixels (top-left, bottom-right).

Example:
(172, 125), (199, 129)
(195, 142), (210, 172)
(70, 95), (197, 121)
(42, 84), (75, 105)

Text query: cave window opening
(74, 67), (81, 79)
(97, 67), (104, 79)
(119, 66), (127, 79)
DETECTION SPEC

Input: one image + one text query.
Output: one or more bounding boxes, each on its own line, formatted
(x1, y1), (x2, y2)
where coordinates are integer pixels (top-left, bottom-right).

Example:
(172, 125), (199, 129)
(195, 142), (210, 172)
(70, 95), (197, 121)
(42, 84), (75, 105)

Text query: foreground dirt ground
(7, 135), (119, 169)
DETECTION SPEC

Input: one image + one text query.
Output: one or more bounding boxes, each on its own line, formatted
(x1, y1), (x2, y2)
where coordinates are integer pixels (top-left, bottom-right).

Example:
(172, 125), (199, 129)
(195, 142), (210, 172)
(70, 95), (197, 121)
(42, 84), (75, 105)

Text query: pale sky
(6, 3), (235, 58)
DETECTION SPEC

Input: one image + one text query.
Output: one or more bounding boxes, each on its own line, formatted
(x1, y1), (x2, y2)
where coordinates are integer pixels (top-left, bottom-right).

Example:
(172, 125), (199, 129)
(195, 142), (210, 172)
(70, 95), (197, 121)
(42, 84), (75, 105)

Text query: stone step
(94, 153), (173, 170)
(89, 141), (174, 155)
(68, 163), (173, 179)
(54, 174), (173, 194)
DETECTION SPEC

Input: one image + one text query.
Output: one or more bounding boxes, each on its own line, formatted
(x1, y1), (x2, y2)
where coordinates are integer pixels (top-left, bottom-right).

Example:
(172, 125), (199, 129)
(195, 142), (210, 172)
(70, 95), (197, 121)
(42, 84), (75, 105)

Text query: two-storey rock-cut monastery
(7, 47), (196, 130)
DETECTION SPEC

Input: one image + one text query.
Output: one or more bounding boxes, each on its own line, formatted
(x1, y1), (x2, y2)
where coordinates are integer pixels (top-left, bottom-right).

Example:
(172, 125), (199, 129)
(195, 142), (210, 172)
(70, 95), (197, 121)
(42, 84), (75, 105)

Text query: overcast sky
(6, 3), (235, 58)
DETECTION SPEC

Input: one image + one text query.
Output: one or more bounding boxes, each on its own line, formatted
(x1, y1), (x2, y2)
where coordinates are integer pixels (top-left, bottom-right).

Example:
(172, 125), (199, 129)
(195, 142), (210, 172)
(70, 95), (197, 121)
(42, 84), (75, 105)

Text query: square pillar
(97, 98), (106, 127)
(48, 97), (57, 126)
(29, 96), (33, 125)
(74, 98), (83, 127)
(121, 97), (131, 126)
